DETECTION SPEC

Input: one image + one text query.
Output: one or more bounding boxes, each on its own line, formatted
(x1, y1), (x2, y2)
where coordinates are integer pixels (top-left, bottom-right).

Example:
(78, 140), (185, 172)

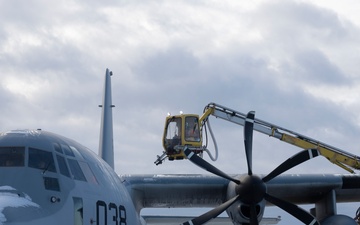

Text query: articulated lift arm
(202, 103), (360, 173)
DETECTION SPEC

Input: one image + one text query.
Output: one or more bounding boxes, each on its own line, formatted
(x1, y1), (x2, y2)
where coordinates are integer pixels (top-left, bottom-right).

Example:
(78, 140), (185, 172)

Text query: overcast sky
(1, 0), (360, 224)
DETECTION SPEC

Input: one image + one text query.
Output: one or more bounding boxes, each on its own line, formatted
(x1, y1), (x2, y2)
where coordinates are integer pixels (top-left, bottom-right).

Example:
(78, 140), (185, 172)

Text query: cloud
(1, 0), (359, 175)
(1, 0), (360, 223)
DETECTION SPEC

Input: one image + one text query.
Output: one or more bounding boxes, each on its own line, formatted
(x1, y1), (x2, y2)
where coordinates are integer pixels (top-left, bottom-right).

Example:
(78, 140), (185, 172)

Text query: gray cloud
(1, 1), (360, 223)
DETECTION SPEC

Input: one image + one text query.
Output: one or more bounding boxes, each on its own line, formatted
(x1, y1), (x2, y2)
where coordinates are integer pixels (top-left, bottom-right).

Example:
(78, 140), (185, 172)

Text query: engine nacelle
(321, 214), (357, 225)
(226, 180), (265, 224)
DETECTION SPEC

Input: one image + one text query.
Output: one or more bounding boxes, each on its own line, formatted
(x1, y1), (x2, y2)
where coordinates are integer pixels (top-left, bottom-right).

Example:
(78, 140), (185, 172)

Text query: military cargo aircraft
(1, 69), (360, 225)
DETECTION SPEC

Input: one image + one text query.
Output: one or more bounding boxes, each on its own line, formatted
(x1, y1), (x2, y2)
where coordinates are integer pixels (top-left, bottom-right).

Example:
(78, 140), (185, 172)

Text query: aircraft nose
(0, 186), (40, 223)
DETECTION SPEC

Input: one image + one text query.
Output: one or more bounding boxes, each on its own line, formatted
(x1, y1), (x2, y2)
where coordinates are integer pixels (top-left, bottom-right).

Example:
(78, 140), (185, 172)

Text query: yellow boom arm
(200, 103), (360, 173)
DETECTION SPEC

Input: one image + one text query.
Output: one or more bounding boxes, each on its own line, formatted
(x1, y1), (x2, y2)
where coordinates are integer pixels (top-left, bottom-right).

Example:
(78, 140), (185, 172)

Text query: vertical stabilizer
(98, 68), (115, 169)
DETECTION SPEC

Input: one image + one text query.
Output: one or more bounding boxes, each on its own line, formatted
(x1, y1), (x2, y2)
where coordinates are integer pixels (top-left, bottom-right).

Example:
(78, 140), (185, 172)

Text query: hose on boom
(203, 119), (218, 161)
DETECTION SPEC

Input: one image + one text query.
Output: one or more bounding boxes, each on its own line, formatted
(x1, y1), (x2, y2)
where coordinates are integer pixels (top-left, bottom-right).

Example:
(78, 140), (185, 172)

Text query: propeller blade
(250, 203), (259, 225)
(182, 195), (240, 225)
(184, 148), (240, 184)
(244, 111), (255, 175)
(262, 149), (320, 183)
(264, 193), (319, 225)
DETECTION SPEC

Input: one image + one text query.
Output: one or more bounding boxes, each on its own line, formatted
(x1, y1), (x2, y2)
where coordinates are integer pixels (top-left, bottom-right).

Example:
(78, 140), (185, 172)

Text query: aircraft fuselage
(0, 129), (142, 225)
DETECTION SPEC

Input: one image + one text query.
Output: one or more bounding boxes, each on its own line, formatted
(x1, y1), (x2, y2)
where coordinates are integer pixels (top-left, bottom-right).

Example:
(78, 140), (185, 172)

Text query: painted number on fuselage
(96, 200), (127, 225)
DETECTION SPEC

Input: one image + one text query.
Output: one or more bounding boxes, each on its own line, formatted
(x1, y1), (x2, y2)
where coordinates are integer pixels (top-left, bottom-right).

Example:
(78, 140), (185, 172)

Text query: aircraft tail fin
(98, 68), (115, 169)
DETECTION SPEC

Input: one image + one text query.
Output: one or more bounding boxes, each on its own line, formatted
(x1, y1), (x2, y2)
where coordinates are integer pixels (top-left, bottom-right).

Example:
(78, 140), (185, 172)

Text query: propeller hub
(236, 175), (266, 204)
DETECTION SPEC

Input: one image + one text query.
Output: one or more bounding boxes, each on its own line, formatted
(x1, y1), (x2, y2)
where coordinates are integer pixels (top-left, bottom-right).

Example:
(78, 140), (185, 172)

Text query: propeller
(244, 111), (254, 175)
(184, 148), (240, 184)
(182, 195), (240, 225)
(181, 111), (320, 225)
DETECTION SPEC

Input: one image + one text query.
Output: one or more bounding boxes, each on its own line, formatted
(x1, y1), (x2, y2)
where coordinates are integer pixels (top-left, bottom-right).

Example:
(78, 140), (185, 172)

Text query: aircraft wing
(122, 174), (228, 212)
(122, 173), (360, 221)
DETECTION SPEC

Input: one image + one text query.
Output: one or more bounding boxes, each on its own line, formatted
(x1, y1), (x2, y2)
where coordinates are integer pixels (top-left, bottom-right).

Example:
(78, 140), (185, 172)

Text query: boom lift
(155, 103), (360, 173)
